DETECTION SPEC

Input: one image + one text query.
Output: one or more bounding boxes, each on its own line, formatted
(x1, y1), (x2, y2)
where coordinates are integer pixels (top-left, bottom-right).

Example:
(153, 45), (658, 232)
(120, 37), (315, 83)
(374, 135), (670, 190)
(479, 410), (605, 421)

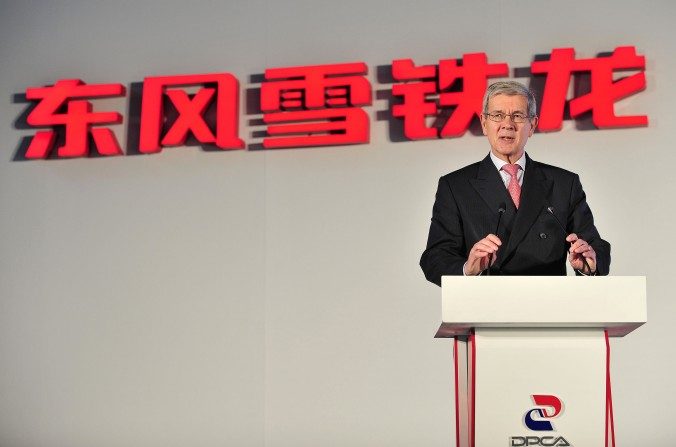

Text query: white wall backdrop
(1, 1), (674, 446)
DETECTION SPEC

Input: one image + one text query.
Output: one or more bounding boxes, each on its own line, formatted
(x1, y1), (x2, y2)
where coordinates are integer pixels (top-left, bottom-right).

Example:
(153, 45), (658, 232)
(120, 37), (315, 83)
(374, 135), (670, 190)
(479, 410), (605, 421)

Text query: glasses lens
(486, 113), (528, 123)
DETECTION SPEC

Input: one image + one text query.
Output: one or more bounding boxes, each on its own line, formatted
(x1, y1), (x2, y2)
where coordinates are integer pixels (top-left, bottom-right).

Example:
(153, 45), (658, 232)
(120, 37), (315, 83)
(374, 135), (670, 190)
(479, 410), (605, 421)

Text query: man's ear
(529, 116), (539, 136)
(480, 114), (488, 136)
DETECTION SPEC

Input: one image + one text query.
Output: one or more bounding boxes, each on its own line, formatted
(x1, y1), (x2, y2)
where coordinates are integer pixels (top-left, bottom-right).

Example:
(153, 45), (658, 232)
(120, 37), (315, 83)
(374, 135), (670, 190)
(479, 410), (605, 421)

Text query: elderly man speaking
(420, 81), (610, 285)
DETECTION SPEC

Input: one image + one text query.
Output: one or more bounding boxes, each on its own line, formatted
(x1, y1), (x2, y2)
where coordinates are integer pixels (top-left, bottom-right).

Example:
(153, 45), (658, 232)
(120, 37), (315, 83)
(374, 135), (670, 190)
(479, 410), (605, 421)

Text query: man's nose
(500, 121), (516, 130)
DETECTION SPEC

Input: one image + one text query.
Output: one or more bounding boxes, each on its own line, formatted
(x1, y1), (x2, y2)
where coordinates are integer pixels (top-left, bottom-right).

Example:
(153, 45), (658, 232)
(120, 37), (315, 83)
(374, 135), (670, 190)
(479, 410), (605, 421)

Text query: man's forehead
(487, 93), (528, 110)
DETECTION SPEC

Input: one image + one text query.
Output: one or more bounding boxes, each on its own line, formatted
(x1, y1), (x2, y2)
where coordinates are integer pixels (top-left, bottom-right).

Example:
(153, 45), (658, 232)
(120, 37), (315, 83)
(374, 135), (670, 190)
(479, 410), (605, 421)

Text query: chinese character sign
(19, 46), (648, 160)
(24, 79), (125, 159)
(532, 46), (648, 131)
(139, 73), (244, 153)
(392, 53), (509, 139)
(260, 62), (372, 148)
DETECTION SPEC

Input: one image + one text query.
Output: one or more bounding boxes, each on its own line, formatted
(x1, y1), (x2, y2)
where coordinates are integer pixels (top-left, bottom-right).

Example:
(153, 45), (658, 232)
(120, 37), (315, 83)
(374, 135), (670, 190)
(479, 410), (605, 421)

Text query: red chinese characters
(392, 53), (508, 139)
(139, 73), (244, 153)
(18, 47), (650, 161)
(532, 46), (648, 131)
(24, 79), (125, 158)
(260, 62), (372, 148)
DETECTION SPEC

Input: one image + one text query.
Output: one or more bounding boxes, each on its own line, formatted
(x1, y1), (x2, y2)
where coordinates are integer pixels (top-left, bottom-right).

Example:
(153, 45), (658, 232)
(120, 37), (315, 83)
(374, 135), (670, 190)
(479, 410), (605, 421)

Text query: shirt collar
(489, 151), (527, 172)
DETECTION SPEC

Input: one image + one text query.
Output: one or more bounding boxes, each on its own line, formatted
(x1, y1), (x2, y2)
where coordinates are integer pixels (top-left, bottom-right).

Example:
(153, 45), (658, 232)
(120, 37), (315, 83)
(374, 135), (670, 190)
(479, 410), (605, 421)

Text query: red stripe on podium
(470, 331), (476, 447)
(454, 338), (460, 447)
(605, 331), (616, 447)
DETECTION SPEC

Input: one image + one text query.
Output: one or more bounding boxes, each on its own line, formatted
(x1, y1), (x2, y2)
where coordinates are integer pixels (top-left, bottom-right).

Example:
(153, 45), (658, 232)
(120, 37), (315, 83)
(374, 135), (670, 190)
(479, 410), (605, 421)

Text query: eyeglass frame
(483, 111), (537, 124)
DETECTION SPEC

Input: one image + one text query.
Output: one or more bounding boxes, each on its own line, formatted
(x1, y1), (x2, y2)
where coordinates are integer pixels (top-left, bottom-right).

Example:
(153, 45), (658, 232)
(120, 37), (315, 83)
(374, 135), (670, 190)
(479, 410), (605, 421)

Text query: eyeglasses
(484, 112), (533, 123)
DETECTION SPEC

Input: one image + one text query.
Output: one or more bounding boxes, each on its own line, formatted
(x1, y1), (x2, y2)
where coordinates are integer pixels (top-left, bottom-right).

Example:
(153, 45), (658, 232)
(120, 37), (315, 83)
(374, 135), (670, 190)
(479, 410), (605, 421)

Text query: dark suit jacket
(420, 154), (610, 286)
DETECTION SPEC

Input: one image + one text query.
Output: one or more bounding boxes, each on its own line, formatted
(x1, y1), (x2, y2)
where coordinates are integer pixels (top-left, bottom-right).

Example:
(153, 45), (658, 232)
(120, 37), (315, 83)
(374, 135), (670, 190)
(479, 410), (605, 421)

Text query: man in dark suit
(420, 81), (610, 286)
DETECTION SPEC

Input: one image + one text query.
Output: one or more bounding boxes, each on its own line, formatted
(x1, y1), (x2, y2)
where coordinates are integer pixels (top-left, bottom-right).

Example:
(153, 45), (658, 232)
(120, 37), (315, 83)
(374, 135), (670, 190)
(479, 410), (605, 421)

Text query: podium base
(453, 329), (615, 447)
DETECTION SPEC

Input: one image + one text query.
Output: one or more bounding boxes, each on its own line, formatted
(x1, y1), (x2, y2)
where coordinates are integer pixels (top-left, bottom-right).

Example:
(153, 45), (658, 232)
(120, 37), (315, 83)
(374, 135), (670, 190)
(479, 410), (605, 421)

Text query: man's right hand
(464, 234), (502, 276)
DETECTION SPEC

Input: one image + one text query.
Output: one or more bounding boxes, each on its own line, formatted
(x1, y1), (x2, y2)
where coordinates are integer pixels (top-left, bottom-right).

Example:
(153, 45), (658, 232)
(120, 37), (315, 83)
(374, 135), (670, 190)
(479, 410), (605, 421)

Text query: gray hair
(482, 81), (537, 117)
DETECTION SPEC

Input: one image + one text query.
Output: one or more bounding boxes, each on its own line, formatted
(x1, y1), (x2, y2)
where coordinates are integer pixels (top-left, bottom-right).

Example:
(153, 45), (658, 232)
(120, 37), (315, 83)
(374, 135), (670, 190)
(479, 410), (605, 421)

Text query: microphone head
(547, 206), (555, 214)
(498, 202), (506, 213)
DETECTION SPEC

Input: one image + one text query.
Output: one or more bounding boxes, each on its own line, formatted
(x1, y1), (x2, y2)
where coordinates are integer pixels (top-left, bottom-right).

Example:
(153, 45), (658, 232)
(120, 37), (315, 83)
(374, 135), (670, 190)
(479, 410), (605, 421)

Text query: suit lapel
(469, 155), (518, 264)
(469, 155), (515, 217)
(496, 155), (553, 268)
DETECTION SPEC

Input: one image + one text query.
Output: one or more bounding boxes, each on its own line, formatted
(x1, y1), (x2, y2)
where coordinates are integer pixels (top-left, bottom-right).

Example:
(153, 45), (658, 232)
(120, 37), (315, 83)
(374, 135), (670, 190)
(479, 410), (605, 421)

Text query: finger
(469, 248), (492, 259)
(475, 241), (499, 252)
(569, 239), (586, 252)
(474, 239), (499, 251)
(485, 234), (502, 246)
(581, 257), (597, 274)
(573, 241), (590, 254)
(566, 233), (578, 243)
(568, 254), (583, 267)
(568, 253), (583, 267)
(582, 248), (596, 258)
(568, 260), (582, 269)
(571, 238), (585, 247)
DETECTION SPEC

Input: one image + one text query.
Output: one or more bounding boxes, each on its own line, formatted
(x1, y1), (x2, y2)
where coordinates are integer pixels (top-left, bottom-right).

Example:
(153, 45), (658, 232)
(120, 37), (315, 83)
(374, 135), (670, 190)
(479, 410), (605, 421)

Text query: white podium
(435, 276), (646, 447)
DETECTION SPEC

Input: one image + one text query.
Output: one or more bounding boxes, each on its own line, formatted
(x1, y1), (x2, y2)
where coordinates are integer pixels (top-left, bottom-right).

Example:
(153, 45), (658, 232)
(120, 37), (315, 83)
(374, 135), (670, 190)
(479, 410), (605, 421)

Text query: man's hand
(464, 234), (502, 276)
(566, 233), (597, 274)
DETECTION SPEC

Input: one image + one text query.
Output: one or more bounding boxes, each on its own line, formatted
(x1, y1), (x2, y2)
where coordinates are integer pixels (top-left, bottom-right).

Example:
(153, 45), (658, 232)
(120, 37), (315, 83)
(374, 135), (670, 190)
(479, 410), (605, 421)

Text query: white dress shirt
(490, 150), (526, 187)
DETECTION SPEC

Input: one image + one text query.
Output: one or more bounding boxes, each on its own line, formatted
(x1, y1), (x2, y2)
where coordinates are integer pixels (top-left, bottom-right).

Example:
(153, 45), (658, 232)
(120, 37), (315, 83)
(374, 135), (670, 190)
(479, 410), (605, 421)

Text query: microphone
(495, 202), (507, 233)
(486, 203), (506, 276)
(546, 206), (592, 275)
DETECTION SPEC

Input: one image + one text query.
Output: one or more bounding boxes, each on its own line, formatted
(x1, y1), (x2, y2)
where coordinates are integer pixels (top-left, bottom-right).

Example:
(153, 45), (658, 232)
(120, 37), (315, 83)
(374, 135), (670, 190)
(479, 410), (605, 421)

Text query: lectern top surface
(436, 276), (647, 337)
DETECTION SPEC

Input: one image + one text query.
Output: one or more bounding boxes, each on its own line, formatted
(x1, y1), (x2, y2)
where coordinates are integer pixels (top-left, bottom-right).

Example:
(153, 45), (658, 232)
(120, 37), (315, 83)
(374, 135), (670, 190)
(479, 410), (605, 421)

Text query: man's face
(480, 94), (538, 163)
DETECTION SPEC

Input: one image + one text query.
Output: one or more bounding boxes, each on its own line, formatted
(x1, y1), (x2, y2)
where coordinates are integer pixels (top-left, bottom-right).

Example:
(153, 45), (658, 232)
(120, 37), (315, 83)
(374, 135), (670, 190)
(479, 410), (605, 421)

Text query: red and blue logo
(524, 395), (563, 431)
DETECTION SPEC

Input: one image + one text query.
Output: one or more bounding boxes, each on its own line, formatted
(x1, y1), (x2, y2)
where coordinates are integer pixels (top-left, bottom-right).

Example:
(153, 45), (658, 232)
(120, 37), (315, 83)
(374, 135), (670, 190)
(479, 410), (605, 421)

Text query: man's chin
(493, 147), (522, 160)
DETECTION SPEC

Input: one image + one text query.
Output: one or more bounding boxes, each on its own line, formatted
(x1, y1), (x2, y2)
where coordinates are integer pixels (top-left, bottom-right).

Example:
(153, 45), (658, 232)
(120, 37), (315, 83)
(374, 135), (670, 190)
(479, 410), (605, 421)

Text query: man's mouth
(499, 136), (515, 142)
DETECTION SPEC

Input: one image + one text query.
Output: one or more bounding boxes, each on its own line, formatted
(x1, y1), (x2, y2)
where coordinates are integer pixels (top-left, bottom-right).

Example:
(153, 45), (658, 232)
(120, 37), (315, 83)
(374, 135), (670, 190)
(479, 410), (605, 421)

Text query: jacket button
(539, 232), (547, 239)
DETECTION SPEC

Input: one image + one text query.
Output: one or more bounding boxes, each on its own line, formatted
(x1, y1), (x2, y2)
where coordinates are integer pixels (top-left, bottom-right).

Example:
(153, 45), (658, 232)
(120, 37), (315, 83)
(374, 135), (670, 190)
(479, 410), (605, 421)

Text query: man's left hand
(566, 233), (596, 274)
